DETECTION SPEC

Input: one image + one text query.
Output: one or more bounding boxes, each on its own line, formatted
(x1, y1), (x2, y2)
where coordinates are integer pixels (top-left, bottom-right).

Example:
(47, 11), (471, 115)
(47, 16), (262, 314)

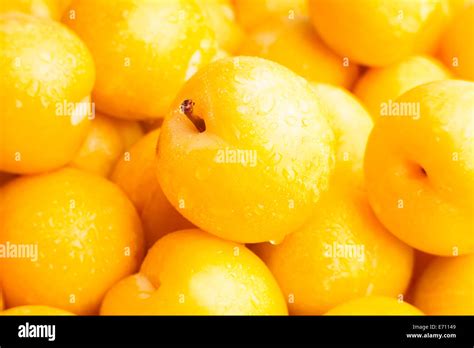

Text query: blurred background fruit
(354, 55), (452, 120)
(309, 0), (452, 66)
(234, 0), (308, 31)
(0, 168), (144, 314)
(0, 12), (94, 173)
(64, 0), (217, 120)
(101, 229), (288, 315)
(239, 18), (358, 88)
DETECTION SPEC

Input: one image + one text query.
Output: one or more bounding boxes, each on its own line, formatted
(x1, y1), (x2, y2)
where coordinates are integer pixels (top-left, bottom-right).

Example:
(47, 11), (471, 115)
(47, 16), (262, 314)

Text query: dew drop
(298, 99), (309, 113)
(250, 292), (261, 306)
(40, 95), (50, 108)
(269, 238), (283, 246)
(233, 126), (242, 140)
(259, 94), (274, 113)
(234, 74), (247, 84)
(243, 93), (251, 104)
(26, 80), (39, 97)
(282, 167), (296, 182)
(272, 152), (282, 164)
(39, 51), (52, 63)
(237, 105), (247, 114)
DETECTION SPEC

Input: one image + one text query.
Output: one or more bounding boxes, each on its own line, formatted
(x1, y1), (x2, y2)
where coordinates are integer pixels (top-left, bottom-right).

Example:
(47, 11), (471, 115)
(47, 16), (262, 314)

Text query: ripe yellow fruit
(412, 255), (474, 315)
(112, 129), (193, 248)
(234, 0), (308, 31)
(101, 229), (288, 315)
(354, 55), (452, 120)
(239, 18), (359, 88)
(64, 0), (217, 120)
(309, 0), (451, 66)
(0, 12), (94, 173)
(248, 82), (393, 315)
(364, 80), (474, 256)
(196, 0), (243, 53)
(310, 83), (372, 182)
(440, 2), (474, 80)
(156, 56), (335, 243)
(70, 114), (143, 177)
(253, 180), (414, 315)
(0, 0), (64, 20)
(325, 296), (424, 315)
(0, 168), (144, 314)
(1, 306), (74, 315)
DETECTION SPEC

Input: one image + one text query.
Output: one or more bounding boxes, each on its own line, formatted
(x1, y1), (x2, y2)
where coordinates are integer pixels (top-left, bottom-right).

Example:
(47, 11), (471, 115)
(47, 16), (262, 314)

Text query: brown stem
(180, 99), (206, 133)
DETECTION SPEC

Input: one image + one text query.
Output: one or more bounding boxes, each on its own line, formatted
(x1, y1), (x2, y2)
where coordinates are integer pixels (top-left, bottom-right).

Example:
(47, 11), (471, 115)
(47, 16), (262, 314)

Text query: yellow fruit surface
(0, 12), (94, 173)
(64, 0), (217, 120)
(0, 168), (144, 314)
(354, 55), (452, 120)
(364, 80), (474, 255)
(101, 229), (288, 315)
(157, 56), (335, 243)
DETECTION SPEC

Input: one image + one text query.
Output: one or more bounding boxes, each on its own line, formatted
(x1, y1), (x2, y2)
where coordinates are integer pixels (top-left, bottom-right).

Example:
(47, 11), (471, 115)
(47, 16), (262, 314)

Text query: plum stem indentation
(181, 99), (206, 133)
